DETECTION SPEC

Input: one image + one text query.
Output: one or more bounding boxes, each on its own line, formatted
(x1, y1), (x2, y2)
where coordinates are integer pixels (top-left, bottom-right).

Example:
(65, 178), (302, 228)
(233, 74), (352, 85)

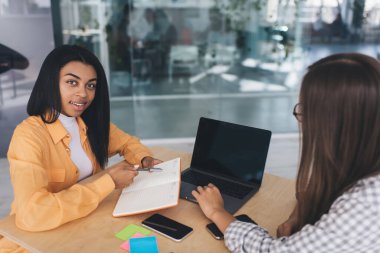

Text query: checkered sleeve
(224, 176), (380, 253)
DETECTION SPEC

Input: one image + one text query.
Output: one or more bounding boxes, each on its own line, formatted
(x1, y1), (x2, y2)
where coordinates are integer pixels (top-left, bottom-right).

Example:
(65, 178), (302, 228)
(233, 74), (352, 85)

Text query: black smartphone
(142, 214), (193, 242)
(206, 214), (257, 240)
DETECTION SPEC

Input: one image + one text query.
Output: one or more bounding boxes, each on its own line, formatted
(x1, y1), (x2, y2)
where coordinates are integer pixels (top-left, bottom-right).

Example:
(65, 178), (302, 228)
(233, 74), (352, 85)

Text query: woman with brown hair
(193, 53), (380, 252)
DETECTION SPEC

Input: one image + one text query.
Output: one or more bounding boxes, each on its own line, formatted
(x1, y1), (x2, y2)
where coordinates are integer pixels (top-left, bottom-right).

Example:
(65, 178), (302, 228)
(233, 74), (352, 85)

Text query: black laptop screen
(191, 117), (272, 185)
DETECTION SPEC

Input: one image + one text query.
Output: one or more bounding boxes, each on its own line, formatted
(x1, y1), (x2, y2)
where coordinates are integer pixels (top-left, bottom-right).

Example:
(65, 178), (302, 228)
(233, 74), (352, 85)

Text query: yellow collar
(45, 115), (88, 144)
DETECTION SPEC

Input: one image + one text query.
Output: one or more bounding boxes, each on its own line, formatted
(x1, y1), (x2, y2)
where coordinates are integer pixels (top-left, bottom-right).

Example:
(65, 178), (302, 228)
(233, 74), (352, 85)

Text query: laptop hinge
(185, 167), (257, 188)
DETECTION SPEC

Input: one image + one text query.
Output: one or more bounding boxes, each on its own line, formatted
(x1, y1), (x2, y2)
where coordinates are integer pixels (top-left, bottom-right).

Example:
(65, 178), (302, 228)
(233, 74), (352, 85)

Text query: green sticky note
(115, 224), (151, 240)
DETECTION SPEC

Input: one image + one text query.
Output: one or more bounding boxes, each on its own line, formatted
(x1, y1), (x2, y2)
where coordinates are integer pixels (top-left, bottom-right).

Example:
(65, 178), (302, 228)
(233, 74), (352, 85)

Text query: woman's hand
(107, 161), (139, 189)
(277, 220), (293, 237)
(141, 156), (163, 168)
(277, 207), (298, 237)
(192, 183), (225, 219)
(192, 183), (235, 233)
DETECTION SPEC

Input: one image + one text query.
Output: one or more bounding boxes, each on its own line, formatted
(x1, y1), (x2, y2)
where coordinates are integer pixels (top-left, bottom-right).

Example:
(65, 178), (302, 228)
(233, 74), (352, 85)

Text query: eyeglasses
(293, 103), (302, 122)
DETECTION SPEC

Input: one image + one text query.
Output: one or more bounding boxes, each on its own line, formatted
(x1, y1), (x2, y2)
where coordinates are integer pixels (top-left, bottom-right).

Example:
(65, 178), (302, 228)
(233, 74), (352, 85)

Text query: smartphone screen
(142, 214), (193, 242)
(206, 223), (224, 240)
(206, 214), (257, 240)
(235, 214), (257, 224)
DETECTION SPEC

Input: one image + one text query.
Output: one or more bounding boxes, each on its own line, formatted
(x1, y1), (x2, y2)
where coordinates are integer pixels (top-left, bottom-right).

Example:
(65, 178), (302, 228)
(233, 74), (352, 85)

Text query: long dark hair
(293, 53), (380, 232)
(27, 45), (110, 168)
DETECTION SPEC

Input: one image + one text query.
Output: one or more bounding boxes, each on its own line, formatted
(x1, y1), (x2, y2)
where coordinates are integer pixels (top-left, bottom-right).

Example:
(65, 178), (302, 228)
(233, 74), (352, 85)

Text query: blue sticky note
(130, 236), (159, 253)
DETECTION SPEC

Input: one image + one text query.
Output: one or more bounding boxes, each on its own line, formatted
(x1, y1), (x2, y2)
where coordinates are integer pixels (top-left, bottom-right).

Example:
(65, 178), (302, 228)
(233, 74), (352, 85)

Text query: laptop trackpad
(180, 182), (198, 203)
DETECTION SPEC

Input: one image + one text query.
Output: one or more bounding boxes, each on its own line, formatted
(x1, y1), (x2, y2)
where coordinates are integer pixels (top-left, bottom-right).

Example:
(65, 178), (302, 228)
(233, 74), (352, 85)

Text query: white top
(59, 114), (93, 181)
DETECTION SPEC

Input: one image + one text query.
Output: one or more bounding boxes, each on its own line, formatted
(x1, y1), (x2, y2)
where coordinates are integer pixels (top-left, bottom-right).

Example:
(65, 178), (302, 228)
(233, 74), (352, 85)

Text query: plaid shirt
(225, 174), (380, 253)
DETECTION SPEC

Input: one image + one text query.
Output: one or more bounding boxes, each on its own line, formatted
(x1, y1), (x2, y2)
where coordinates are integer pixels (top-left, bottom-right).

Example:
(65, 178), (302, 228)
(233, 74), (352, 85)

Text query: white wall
(0, 15), (55, 81)
(0, 8), (55, 157)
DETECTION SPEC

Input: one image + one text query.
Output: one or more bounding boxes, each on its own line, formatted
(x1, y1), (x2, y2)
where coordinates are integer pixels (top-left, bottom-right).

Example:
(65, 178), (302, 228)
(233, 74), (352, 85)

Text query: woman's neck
(58, 113), (77, 126)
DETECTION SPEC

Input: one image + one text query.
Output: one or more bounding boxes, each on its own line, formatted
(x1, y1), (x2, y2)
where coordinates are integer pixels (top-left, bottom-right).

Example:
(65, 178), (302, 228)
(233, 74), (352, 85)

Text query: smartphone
(206, 214), (257, 240)
(142, 214), (193, 242)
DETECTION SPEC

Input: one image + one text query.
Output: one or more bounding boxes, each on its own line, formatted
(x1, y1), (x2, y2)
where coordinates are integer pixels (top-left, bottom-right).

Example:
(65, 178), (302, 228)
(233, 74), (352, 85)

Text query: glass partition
(0, 0), (378, 154)
(53, 0), (380, 138)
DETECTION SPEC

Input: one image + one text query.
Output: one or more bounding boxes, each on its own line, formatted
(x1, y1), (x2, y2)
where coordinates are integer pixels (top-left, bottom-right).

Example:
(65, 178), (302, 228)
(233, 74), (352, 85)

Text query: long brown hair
(293, 53), (380, 232)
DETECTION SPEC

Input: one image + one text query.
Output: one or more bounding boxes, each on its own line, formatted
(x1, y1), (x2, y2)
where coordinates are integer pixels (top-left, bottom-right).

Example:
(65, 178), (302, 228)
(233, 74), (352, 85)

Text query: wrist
(106, 171), (116, 187)
(209, 209), (232, 223)
(209, 209), (235, 233)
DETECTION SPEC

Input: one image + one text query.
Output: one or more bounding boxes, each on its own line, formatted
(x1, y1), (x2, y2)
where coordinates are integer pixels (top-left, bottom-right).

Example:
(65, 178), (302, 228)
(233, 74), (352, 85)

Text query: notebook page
(123, 157), (180, 193)
(113, 157), (181, 216)
(113, 181), (179, 216)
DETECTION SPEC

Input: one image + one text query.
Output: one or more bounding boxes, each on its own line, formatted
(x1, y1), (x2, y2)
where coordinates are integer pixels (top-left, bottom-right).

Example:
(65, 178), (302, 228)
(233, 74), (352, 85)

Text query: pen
(143, 220), (177, 231)
(136, 167), (163, 172)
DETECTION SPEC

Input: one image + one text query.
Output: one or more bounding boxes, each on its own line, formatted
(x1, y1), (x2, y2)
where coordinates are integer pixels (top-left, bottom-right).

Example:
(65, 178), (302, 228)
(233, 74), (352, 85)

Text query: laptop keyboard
(182, 171), (254, 199)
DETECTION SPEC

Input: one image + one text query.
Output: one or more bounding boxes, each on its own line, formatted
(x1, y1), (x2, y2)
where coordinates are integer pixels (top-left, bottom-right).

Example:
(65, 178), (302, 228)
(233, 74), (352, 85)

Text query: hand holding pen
(107, 157), (163, 188)
(140, 156), (163, 171)
(107, 161), (139, 189)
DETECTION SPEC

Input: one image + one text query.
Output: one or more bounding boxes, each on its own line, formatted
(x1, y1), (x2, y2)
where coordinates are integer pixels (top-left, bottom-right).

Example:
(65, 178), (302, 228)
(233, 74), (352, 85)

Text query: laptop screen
(191, 117), (272, 185)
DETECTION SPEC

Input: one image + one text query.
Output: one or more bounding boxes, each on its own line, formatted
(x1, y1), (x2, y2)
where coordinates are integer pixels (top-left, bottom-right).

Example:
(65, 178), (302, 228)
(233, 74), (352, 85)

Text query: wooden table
(0, 147), (296, 253)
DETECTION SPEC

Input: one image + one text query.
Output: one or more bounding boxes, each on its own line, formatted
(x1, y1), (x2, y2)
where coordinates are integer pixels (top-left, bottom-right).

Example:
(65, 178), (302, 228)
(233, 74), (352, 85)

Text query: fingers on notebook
(153, 159), (163, 165)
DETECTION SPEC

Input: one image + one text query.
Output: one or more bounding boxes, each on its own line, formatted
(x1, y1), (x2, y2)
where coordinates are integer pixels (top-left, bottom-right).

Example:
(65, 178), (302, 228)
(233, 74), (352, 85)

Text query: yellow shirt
(6, 115), (152, 232)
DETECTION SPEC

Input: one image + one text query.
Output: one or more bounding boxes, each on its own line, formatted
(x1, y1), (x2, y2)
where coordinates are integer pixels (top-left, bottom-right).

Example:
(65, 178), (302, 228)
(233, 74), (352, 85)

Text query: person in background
(328, 12), (349, 41)
(106, 3), (132, 71)
(193, 53), (380, 252)
(206, 8), (236, 47)
(128, 8), (156, 48)
(0, 45), (161, 252)
(144, 9), (178, 74)
(312, 11), (329, 42)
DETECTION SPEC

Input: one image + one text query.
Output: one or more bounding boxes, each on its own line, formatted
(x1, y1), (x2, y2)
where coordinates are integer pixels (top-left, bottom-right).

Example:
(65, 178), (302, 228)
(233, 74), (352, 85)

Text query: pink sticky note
(120, 233), (147, 251)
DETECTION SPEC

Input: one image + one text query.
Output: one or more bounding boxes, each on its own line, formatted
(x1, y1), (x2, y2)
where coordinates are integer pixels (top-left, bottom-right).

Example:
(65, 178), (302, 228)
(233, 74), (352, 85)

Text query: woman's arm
(276, 206), (298, 237)
(8, 128), (116, 232)
(192, 183), (236, 233)
(193, 180), (380, 253)
(108, 123), (153, 165)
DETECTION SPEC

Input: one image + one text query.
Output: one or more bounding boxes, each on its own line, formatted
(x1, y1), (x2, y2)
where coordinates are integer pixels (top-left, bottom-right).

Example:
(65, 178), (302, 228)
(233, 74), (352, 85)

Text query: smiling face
(59, 61), (97, 117)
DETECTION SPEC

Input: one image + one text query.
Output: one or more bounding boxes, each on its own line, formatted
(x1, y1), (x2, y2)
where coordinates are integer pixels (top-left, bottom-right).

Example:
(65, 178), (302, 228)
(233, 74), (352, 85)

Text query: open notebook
(112, 158), (181, 217)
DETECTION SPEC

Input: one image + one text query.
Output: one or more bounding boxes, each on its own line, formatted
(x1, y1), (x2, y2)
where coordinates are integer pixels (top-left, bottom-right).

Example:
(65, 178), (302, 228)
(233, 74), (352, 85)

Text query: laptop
(180, 117), (272, 214)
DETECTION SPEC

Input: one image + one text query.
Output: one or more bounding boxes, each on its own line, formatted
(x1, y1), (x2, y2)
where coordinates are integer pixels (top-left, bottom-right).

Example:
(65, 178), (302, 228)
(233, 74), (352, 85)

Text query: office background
(0, 0), (379, 218)
(1, 0), (379, 157)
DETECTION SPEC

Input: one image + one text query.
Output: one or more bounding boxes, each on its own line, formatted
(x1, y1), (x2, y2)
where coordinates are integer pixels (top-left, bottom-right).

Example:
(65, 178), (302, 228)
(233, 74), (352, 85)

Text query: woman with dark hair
(193, 53), (380, 252)
(5, 45), (161, 234)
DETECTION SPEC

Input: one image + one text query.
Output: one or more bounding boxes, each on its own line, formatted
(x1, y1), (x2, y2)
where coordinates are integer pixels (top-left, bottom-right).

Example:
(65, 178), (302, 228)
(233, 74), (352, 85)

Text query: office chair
(0, 43), (29, 104)
(168, 45), (199, 83)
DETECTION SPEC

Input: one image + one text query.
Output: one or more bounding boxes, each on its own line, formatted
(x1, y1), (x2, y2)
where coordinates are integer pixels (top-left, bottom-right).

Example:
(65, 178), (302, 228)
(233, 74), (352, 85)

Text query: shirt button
(76, 170), (79, 174)
(66, 134), (70, 138)
(66, 148), (70, 152)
